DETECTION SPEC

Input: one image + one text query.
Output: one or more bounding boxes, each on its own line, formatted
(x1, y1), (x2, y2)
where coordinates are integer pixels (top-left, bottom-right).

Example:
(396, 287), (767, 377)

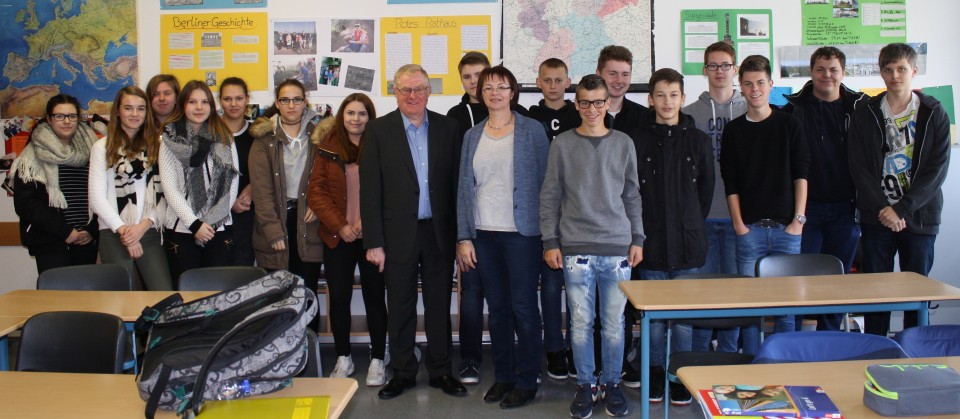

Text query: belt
(417, 218), (432, 224)
(754, 219), (779, 228)
(286, 199), (298, 211)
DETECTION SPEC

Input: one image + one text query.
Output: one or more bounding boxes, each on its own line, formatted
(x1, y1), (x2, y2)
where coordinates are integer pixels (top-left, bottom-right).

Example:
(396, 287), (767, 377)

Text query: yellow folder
(198, 395), (330, 419)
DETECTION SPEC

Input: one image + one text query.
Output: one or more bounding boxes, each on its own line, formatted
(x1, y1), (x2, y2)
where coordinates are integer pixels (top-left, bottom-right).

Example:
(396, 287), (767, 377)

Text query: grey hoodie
(682, 90), (747, 219)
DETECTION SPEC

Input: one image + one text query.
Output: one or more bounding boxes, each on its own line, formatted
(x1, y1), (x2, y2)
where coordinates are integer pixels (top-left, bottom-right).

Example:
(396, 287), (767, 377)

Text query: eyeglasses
(50, 113), (80, 122)
(576, 99), (608, 109)
(481, 85), (512, 95)
(704, 63), (735, 72)
(395, 86), (429, 97)
(278, 97), (305, 106)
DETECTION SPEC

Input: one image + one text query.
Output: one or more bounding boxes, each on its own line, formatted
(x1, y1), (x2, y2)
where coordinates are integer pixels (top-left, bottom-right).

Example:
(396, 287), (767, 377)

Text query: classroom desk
(677, 356), (960, 419)
(619, 272), (960, 419)
(0, 371), (358, 419)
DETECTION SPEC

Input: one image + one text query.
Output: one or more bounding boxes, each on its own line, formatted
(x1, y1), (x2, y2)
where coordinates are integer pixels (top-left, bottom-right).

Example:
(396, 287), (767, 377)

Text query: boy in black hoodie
(528, 58), (579, 141)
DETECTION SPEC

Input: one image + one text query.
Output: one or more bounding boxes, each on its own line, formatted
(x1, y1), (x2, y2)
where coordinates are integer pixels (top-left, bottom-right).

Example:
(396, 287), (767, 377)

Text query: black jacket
(630, 113), (715, 270)
(14, 177), (98, 256)
(608, 97), (650, 134)
(848, 91), (951, 235)
(528, 99), (580, 141)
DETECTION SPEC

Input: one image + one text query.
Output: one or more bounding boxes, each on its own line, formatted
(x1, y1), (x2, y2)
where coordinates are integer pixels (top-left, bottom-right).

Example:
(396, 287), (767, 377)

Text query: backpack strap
(144, 364), (172, 419)
(135, 293), (183, 335)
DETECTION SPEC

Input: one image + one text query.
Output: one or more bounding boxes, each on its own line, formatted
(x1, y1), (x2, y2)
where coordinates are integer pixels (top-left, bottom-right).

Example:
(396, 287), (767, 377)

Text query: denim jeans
(474, 230), (543, 389)
(541, 262), (570, 353)
(458, 268), (484, 365)
(860, 223), (936, 336)
(800, 201), (861, 331)
(638, 268), (697, 366)
(737, 222), (802, 341)
(565, 254), (631, 385)
(694, 220), (740, 352)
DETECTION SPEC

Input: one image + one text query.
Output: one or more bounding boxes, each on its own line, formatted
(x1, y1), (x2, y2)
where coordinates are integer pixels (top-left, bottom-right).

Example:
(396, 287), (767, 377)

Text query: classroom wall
(2, 0), (959, 326)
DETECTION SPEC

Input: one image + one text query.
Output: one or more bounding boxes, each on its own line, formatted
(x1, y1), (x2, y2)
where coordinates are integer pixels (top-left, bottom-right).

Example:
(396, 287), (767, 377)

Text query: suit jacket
(360, 109), (461, 264)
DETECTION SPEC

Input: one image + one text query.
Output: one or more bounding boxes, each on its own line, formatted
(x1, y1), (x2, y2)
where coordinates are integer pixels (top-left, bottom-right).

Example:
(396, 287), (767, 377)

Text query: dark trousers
(800, 201), (861, 331)
(35, 243), (99, 275)
(385, 220), (454, 380)
(285, 205), (322, 332)
(230, 208), (256, 266)
(164, 228), (232, 286)
(458, 268), (483, 364)
(861, 223), (936, 336)
(324, 238), (387, 359)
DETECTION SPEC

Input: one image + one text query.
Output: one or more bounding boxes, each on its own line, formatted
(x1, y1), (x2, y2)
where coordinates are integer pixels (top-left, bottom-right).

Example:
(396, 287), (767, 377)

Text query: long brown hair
(106, 86), (160, 167)
(334, 93), (376, 163)
(165, 80), (233, 145)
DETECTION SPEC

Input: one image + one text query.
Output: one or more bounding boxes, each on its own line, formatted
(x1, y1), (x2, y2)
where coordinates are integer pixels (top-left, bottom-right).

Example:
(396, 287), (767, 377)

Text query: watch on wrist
(795, 214), (807, 225)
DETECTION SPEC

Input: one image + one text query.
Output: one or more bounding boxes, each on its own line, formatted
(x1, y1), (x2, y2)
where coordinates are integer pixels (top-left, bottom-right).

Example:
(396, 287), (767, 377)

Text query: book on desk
(699, 385), (842, 419)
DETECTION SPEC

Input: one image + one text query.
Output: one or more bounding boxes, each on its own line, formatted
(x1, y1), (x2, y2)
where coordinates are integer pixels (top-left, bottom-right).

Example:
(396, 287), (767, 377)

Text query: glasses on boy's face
(576, 99), (608, 109)
(278, 97), (305, 106)
(50, 113), (81, 122)
(704, 63), (735, 72)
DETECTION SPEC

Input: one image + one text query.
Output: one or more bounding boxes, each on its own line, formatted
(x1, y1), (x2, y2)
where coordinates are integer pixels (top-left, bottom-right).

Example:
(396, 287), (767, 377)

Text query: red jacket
(307, 117), (350, 249)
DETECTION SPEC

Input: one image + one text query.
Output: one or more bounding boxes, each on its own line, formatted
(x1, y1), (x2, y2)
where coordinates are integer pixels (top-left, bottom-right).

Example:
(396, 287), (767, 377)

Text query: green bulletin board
(802, 0), (906, 45)
(680, 9), (773, 76)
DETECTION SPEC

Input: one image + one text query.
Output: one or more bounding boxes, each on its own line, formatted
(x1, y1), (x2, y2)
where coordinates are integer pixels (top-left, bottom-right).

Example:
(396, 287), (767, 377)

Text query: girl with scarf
(12, 94), (99, 274)
(159, 81), (239, 282)
(89, 86), (173, 290)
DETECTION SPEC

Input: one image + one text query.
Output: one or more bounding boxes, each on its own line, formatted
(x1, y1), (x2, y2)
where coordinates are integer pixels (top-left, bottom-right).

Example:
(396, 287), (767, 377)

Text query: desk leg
(919, 302), (930, 326)
(0, 336), (8, 371)
(640, 313), (650, 419)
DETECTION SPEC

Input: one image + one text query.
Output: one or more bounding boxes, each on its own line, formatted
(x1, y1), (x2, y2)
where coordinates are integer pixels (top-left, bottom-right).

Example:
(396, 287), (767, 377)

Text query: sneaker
(649, 366), (665, 403)
(547, 351), (568, 380)
(566, 348), (578, 378)
(669, 383), (693, 406)
(620, 361), (640, 389)
(569, 383), (598, 418)
(366, 358), (387, 387)
(458, 360), (480, 385)
(330, 355), (355, 378)
(601, 382), (629, 417)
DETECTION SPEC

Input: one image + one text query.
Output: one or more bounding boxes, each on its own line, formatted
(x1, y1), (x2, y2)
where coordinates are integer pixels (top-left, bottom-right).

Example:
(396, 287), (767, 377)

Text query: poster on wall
(680, 9), (774, 76)
(379, 15), (491, 96)
(160, 0), (267, 10)
(161, 12), (269, 91)
(779, 42), (926, 78)
(801, 0), (906, 46)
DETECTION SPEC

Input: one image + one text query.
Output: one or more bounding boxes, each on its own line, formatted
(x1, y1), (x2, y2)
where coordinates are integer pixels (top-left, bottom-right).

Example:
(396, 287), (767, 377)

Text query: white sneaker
(330, 355), (355, 378)
(366, 358), (387, 386)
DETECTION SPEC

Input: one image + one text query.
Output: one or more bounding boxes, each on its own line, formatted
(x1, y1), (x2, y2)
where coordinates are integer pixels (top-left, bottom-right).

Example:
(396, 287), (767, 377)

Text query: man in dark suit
(360, 64), (466, 400)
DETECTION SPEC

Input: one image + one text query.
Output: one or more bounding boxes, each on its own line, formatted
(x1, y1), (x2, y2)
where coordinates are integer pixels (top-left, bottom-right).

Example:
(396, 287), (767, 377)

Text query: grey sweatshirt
(540, 129), (644, 256)
(682, 90), (747, 220)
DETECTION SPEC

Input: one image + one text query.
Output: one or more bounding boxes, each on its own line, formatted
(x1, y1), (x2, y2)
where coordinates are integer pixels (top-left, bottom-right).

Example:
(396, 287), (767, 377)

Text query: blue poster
(160, 0), (267, 10)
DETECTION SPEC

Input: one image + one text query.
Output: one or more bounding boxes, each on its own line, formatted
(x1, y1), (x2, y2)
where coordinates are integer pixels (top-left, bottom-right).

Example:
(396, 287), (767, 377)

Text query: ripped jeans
(563, 254), (631, 385)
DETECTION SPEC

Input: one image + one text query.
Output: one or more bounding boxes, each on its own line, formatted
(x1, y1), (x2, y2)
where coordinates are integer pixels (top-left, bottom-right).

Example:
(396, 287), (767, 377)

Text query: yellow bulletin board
(160, 13), (269, 91)
(379, 15), (491, 96)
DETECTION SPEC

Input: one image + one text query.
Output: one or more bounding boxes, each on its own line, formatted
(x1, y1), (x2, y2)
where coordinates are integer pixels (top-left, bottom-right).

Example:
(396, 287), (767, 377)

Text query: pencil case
(863, 363), (960, 416)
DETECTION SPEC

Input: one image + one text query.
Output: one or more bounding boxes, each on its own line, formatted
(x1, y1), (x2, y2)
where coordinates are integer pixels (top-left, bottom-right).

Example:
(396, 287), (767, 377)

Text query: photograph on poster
(274, 21), (317, 55)
(779, 42), (927, 78)
(244, 104), (261, 121)
(314, 103), (334, 119)
(319, 57), (343, 87)
(273, 57), (318, 91)
(738, 14), (769, 38)
(344, 65), (375, 92)
(331, 19), (375, 53)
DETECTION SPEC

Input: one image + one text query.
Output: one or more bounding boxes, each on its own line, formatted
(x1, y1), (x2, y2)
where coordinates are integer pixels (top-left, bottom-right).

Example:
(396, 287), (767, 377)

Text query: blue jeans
(541, 262), (570, 353)
(737, 223), (802, 346)
(860, 223), (936, 336)
(694, 220), (740, 352)
(800, 201), (861, 331)
(638, 268), (697, 366)
(474, 231), (543, 389)
(565, 254), (631, 385)
(458, 268), (483, 365)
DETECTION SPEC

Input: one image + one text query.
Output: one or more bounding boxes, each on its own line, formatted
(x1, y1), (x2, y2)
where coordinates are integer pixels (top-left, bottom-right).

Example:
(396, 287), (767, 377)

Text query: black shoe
(620, 361), (640, 389)
(566, 348), (577, 378)
(546, 351), (568, 380)
(500, 388), (537, 409)
(650, 366), (665, 403)
(378, 376), (416, 400)
(483, 382), (515, 402)
(669, 383), (693, 406)
(429, 374), (467, 397)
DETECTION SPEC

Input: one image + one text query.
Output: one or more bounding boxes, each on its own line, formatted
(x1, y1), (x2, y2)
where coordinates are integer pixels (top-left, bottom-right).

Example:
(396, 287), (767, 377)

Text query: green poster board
(680, 9), (773, 76)
(802, 0), (906, 45)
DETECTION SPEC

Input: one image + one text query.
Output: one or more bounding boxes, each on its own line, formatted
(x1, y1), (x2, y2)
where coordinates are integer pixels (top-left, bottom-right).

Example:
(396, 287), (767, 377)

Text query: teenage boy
(541, 74), (644, 418)
(848, 43), (951, 337)
(630, 68), (714, 406)
(782, 47), (868, 331)
(596, 45), (649, 134)
(528, 57), (577, 380)
(720, 55), (810, 340)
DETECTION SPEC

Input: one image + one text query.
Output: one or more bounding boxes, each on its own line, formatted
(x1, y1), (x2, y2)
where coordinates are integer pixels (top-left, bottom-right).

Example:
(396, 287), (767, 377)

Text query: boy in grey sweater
(540, 74), (644, 419)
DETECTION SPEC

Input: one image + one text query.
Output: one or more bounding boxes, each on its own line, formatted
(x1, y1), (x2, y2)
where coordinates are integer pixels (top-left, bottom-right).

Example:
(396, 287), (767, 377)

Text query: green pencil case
(863, 363), (960, 416)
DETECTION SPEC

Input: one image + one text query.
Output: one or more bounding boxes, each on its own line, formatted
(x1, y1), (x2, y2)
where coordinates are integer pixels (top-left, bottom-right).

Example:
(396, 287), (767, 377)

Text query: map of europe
(0, 0), (137, 118)
(503, 0), (652, 88)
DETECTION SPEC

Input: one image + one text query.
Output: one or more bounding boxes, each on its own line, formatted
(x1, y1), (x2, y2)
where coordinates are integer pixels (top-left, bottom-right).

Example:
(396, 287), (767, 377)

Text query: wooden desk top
(678, 356), (960, 419)
(620, 272), (960, 311)
(0, 290), (215, 321)
(0, 317), (22, 337)
(0, 371), (358, 419)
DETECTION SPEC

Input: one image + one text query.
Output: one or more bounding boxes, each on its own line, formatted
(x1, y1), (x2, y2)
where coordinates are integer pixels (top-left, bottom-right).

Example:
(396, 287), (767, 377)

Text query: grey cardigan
(457, 112), (550, 239)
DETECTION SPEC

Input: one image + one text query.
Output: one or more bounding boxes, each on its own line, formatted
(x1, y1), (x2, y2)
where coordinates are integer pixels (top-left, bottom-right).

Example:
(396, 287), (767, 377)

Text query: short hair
(575, 74), (608, 99)
(649, 68), (684, 93)
(703, 42), (736, 64)
(457, 51), (491, 74)
(539, 58), (569, 74)
(146, 74), (180, 101)
(738, 55), (771, 80)
(393, 64), (430, 86)
(809, 46), (846, 70)
(597, 45), (633, 72)
(477, 65), (520, 109)
(879, 43), (917, 69)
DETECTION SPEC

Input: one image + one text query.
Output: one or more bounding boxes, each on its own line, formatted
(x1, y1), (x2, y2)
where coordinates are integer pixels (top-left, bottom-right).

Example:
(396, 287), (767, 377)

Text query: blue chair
(753, 331), (907, 364)
(893, 325), (960, 357)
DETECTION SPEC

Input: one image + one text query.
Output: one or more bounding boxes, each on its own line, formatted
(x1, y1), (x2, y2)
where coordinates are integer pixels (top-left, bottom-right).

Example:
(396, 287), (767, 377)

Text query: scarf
(162, 120), (236, 229)
(10, 122), (96, 208)
(112, 149), (163, 227)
